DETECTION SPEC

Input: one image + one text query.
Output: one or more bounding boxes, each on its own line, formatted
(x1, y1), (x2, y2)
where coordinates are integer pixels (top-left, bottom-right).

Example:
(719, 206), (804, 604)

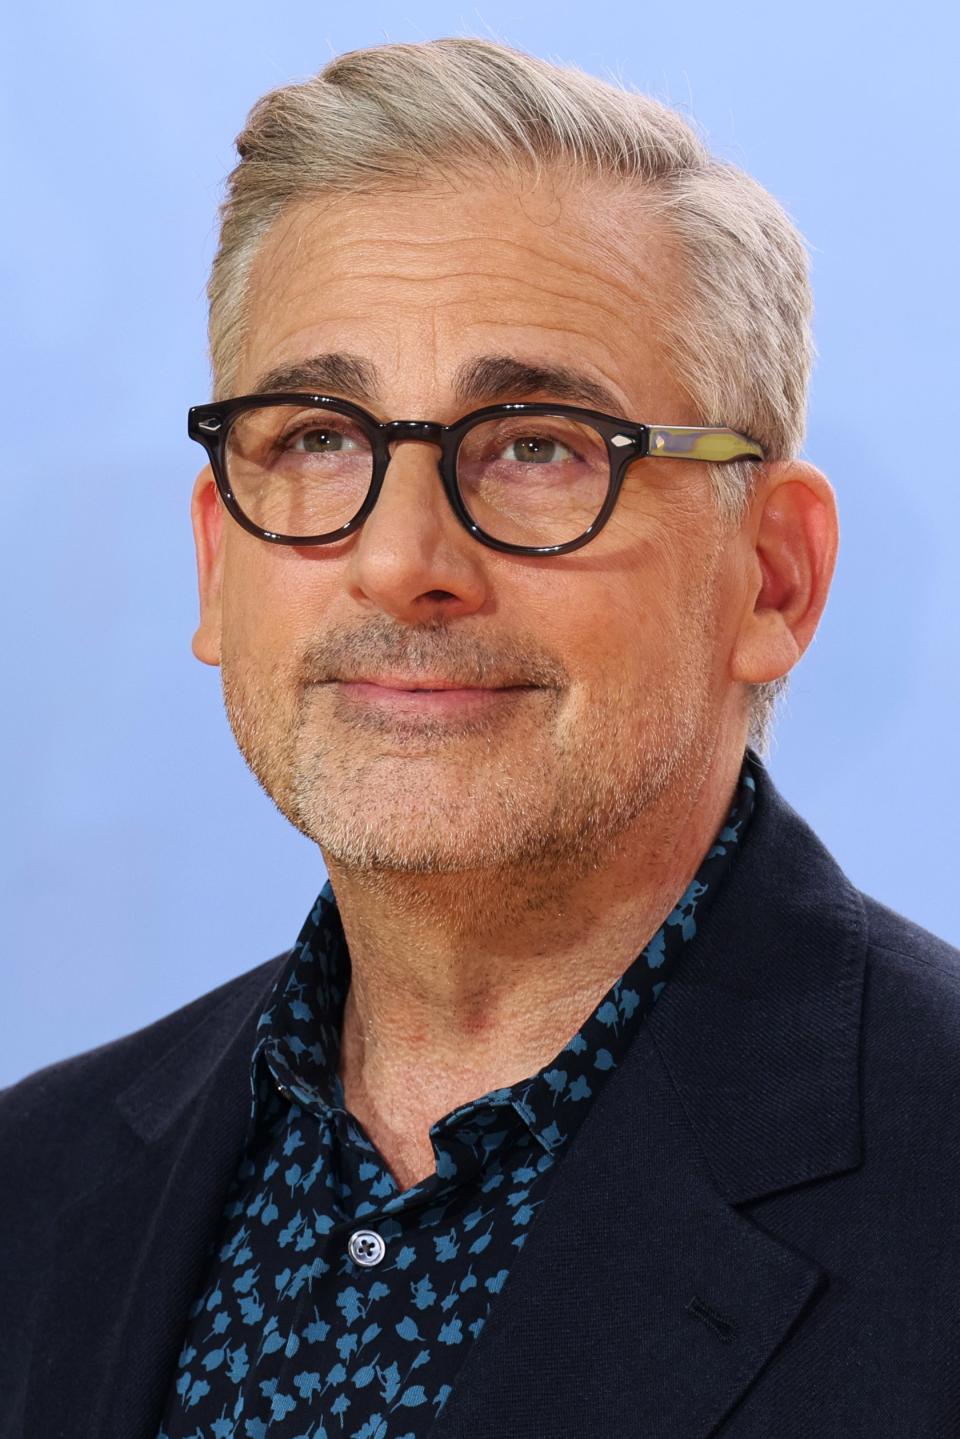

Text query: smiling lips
(333, 675), (533, 713)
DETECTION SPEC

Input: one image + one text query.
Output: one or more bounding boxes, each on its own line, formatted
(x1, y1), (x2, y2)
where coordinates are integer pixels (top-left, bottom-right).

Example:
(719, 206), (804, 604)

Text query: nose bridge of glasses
(381, 421), (447, 487)
(382, 418), (446, 451)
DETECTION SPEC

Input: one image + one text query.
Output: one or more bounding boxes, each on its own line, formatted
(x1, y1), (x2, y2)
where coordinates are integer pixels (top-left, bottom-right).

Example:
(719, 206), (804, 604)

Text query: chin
(298, 807), (539, 875)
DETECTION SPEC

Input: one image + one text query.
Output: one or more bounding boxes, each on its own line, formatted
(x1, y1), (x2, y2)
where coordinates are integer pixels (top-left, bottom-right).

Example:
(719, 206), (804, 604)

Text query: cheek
(220, 538), (322, 665)
(545, 541), (726, 718)
(565, 545), (706, 661)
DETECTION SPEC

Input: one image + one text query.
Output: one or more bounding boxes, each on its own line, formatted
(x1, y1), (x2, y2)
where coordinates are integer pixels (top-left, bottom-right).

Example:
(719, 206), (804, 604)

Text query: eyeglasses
(187, 392), (764, 557)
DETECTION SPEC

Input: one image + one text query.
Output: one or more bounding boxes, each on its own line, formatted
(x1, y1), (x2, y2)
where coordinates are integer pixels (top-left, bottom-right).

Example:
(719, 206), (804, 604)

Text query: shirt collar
(247, 752), (758, 1161)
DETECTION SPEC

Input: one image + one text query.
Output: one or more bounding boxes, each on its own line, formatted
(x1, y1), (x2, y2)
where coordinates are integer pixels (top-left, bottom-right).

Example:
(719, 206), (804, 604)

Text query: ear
(190, 466), (225, 667)
(730, 459), (839, 685)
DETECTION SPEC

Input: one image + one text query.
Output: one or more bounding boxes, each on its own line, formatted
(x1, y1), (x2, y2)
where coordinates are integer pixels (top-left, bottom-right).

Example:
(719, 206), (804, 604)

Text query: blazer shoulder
(860, 892), (960, 1081)
(0, 950), (289, 1139)
(863, 891), (960, 983)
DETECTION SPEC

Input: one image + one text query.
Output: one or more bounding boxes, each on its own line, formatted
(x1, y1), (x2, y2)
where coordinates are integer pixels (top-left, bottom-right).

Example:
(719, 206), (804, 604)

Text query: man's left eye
(501, 435), (574, 464)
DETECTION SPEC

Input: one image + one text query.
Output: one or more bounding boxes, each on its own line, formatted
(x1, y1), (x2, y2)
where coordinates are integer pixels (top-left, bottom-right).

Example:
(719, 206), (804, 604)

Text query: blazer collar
(647, 750), (866, 1204)
(114, 948), (282, 1145)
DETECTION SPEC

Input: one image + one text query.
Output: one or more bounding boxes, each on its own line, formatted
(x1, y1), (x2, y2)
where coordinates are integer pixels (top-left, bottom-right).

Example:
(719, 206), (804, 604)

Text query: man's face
(192, 174), (751, 875)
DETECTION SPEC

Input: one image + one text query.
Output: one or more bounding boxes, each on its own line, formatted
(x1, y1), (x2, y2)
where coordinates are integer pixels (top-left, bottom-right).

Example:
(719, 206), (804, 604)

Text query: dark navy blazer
(3, 761), (960, 1438)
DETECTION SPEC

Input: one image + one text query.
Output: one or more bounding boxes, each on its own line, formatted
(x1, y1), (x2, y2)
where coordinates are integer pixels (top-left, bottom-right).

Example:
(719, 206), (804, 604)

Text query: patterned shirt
(157, 758), (757, 1439)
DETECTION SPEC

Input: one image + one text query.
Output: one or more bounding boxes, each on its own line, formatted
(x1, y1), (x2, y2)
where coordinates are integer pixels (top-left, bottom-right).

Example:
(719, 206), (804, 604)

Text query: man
(2, 35), (958, 1439)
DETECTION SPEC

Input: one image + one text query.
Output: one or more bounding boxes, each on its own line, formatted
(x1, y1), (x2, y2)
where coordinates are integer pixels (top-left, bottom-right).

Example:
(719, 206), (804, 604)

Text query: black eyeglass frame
(188, 392), (765, 557)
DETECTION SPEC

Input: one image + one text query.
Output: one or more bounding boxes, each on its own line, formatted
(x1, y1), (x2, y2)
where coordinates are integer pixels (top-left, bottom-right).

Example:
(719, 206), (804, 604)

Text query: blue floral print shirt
(156, 758), (757, 1439)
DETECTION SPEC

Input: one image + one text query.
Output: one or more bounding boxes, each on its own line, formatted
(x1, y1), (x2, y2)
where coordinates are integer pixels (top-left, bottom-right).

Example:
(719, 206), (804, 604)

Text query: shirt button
(348, 1229), (387, 1268)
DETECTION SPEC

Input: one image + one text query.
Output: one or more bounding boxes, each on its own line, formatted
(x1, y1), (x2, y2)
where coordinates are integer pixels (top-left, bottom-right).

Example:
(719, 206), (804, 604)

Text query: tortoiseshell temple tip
(647, 427), (765, 463)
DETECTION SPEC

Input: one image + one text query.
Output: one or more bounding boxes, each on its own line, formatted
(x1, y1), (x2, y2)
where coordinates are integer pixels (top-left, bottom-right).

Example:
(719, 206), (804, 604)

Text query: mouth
(345, 673), (526, 690)
(329, 675), (539, 715)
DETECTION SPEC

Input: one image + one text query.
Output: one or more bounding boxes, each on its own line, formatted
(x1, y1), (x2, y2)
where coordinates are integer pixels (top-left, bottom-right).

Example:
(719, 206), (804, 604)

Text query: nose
(343, 431), (489, 623)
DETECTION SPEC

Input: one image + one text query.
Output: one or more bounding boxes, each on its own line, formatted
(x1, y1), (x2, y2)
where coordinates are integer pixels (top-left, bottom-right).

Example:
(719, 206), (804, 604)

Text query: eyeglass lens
(224, 403), (612, 546)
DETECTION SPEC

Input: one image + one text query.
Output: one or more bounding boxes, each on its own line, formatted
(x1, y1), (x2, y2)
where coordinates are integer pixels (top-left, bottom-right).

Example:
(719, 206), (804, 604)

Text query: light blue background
(2, 0), (957, 1088)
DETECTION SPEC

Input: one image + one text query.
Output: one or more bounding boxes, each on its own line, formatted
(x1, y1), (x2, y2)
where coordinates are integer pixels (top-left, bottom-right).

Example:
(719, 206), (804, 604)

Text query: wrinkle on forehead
(252, 175), (661, 296)
(237, 172), (681, 415)
(254, 163), (660, 273)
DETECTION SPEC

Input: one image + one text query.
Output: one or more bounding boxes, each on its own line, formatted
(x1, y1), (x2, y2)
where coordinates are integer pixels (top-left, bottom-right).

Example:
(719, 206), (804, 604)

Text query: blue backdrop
(3, 0), (958, 1087)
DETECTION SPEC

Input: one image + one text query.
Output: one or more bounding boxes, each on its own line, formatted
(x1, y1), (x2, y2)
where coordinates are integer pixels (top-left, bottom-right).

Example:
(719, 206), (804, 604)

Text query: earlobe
(730, 460), (839, 686)
(190, 467), (225, 667)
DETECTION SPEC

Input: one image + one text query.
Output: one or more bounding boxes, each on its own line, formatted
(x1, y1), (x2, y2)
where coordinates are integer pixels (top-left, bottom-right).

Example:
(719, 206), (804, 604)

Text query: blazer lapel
(430, 762), (868, 1438)
(23, 954), (287, 1439)
(429, 1020), (829, 1439)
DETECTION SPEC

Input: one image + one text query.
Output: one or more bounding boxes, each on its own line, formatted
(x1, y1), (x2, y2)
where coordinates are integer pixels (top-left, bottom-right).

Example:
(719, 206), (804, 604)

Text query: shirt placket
(240, 1082), (526, 1435)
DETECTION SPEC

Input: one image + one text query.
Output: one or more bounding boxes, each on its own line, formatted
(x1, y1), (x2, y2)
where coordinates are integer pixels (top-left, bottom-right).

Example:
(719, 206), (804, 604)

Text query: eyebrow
(251, 353), (382, 403)
(453, 355), (623, 413)
(249, 350), (626, 416)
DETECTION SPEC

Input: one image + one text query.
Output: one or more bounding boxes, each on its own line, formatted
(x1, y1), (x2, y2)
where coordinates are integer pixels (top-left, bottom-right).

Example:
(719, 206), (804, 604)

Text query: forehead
(237, 174), (684, 416)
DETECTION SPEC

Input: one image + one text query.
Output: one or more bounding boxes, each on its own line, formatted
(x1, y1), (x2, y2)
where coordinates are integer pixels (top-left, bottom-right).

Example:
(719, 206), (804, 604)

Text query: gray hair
(207, 38), (814, 752)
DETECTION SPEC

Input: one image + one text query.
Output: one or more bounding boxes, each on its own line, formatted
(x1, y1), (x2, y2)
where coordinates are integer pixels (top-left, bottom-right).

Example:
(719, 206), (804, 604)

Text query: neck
(327, 737), (746, 1163)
